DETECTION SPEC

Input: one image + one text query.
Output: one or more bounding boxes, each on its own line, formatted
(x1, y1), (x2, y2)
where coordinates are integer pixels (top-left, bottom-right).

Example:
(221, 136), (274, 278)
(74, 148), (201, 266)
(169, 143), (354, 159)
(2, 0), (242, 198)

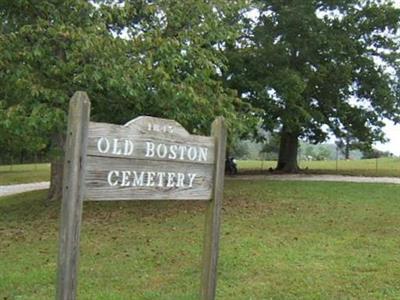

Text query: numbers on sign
(147, 123), (174, 134)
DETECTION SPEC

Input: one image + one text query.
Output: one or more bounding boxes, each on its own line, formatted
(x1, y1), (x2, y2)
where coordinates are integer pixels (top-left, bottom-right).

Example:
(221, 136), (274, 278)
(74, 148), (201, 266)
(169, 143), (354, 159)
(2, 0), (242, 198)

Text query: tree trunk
(344, 136), (350, 159)
(344, 144), (350, 159)
(276, 129), (300, 173)
(47, 132), (65, 202)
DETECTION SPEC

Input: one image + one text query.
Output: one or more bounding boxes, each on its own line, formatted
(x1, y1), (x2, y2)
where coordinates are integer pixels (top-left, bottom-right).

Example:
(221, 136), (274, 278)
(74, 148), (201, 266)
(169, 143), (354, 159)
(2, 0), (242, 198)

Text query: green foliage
(231, 140), (251, 159)
(301, 143), (334, 161)
(362, 148), (392, 159)
(0, 0), (254, 160)
(231, 139), (264, 160)
(260, 132), (280, 159)
(226, 0), (400, 146)
(0, 102), (50, 163)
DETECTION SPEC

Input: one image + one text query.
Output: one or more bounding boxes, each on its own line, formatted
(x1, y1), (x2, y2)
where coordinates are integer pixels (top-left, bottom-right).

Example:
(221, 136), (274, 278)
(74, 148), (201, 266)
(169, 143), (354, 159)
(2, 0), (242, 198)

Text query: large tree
(225, 0), (400, 172)
(0, 0), (251, 200)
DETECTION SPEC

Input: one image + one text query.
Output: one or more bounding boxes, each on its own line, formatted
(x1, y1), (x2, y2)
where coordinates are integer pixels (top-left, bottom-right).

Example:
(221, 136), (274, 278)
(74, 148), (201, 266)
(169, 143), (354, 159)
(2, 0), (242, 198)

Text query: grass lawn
(1, 180), (400, 299)
(1, 157), (398, 186)
(0, 163), (50, 185)
(238, 157), (400, 177)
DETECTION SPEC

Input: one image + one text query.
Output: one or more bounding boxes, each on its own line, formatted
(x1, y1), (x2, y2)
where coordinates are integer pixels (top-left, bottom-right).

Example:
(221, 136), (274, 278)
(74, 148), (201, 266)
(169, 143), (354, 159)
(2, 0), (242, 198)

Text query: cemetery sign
(56, 92), (226, 300)
(85, 116), (215, 200)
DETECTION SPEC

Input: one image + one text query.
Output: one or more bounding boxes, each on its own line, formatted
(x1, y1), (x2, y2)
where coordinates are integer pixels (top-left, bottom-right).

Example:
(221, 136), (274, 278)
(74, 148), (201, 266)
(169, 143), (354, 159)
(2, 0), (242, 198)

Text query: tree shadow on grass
(0, 190), (208, 226)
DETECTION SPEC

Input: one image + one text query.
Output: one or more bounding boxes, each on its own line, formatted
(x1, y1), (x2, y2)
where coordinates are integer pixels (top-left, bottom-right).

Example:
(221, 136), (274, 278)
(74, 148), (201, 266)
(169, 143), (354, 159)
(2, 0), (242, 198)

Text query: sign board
(56, 92), (226, 300)
(85, 117), (215, 200)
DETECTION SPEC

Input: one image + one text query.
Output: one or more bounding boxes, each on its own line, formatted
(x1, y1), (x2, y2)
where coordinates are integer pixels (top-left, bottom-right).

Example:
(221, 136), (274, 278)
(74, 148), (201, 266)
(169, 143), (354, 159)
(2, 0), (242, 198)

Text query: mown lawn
(0, 163), (50, 185)
(1, 158), (399, 186)
(1, 180), (400, 299)
(238, 157), (400, 177)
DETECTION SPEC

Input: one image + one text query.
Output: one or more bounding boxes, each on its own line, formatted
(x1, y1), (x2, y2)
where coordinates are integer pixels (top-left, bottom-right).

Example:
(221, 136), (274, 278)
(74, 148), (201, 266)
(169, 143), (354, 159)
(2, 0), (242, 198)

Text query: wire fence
(237, 157), (400, 177)
(1, 158), (399, 179)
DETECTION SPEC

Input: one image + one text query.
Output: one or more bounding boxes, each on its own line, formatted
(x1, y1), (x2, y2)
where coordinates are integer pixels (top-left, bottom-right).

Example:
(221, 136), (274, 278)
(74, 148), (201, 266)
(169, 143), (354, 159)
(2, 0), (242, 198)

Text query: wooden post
(336, 146), (339, 173)
(201, 117), (227, 300)
(56, 92), (90, 300)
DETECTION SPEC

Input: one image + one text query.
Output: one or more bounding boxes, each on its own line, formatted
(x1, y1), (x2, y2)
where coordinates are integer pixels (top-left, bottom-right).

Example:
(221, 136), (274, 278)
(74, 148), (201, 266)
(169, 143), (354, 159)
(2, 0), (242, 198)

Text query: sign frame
(56, 92), (226, 300)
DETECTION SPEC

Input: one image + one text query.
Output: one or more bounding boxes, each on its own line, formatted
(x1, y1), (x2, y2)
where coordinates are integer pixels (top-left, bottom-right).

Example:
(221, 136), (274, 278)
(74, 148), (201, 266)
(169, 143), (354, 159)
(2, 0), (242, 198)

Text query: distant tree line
(231, 138), (393, 161)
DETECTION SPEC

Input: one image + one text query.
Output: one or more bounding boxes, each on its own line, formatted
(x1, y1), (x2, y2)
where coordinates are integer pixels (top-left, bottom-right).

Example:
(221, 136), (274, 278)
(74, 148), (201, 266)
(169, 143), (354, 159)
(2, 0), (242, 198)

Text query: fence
(237, 157), (400, 177)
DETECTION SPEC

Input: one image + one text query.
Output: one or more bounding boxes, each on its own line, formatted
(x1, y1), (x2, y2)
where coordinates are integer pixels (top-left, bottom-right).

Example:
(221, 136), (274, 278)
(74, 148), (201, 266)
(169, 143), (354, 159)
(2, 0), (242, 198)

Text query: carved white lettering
(124, 140), (134, 155)
(199, 147), (208, 162)
(145, 142), (155, 157)
(106, 170), (198, 189)
(97, 137), (110, 153)
(157, 172), (166, 187)
(176, 173), (185, 187)
(168, 145), (177, 159)
(98, 137), (137, 157)
(188, 173), (196, 187)
(167, 172), (175, 187)
(96, 137), (208, 161)
(147, 171), (156, 186)
(144, 142), (208, 161)
(112, 138), (122, 155)
(187, 147), (197, 161)
(121, 171), (131, 186)
(132, 171), (144, 186)
(107, 170), (119, 186)
(147, 123), (174, 133)
(178, 145), (187, 160)
(156, 144), (168, 158)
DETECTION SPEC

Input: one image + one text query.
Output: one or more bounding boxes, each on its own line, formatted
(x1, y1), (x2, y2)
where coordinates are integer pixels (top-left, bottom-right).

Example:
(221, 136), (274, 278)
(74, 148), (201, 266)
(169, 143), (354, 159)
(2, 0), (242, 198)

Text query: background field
(238, 157), (400, 177)
(1, 158), (399, 186)
(0, 163), (50, 185)
(1, 180), (400, 299)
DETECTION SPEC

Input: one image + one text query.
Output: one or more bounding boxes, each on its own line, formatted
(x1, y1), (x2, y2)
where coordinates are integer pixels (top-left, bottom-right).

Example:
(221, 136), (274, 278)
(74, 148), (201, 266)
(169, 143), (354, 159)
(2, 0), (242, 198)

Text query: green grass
(238, 157), (400, 177)
(0, 163), (50, 185)
(1, 158), (398, 187)
(1, 180), (400, 299)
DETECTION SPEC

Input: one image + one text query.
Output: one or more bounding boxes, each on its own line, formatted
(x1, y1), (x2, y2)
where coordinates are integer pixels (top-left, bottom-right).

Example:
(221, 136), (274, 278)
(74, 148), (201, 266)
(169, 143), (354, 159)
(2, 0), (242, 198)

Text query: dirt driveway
(1, 174), (399, 198)
(0, 182), (50, 197)
(227, 174), (400, 185)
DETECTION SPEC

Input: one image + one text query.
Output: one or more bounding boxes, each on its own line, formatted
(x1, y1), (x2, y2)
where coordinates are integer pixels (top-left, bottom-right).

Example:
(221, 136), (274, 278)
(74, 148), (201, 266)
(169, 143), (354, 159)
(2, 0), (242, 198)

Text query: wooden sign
(85, 117), (215, 200)
(56, 92), (226, 300)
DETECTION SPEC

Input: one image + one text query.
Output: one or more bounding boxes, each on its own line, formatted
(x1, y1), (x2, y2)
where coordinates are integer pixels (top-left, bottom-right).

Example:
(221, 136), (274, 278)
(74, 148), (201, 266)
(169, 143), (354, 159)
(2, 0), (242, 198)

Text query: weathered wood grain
(84, 156), (214, 200)
(56, 92), (90, 300)
(85, 116), (215, 201)
(56, 96), (224, 299)
(200, 117), (227, 300)
(87, 121), (215, 164)
(125, 115), (190, 136)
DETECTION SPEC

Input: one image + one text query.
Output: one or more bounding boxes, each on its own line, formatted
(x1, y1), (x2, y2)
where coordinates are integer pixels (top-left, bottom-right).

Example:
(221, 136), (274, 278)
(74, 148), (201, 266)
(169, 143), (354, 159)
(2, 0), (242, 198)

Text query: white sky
(375, 120), (399, 156)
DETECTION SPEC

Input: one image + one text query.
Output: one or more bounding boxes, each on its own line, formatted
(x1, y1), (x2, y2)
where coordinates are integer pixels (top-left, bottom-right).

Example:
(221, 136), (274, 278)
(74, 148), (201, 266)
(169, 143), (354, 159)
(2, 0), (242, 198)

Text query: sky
(375, 121), (400, 156)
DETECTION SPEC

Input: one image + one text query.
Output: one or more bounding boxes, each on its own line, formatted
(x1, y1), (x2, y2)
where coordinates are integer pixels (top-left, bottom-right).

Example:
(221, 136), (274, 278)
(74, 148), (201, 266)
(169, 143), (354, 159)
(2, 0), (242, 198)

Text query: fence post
(56, 92), (90, 300)
(200, 117), (227, 300)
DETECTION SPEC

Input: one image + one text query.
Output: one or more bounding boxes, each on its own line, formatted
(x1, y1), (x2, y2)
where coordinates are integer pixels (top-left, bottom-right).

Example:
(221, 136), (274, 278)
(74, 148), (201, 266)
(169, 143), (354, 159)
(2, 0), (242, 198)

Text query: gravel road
(1, 174), (399, 198)
(0, 182), (50, 197)
(227, 174), (400, 184)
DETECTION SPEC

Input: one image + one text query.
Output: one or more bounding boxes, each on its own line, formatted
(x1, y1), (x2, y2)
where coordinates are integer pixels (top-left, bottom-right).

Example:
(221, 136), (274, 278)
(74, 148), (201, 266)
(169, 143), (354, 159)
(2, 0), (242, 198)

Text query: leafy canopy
(226, 0), (400, 148)
(0, 0), (254, 158)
